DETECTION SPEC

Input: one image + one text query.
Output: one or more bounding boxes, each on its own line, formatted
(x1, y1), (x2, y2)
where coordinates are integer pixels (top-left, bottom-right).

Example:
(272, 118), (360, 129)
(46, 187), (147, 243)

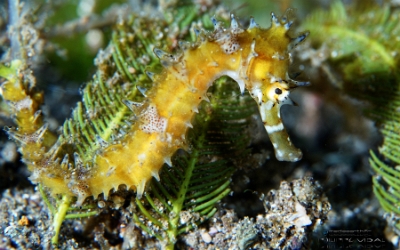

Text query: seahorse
(4, 12), (309, 204)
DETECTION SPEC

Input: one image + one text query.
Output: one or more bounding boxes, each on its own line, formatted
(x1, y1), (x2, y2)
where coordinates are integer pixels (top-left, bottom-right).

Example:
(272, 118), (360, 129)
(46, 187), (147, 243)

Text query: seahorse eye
(275, 88), (283, 95)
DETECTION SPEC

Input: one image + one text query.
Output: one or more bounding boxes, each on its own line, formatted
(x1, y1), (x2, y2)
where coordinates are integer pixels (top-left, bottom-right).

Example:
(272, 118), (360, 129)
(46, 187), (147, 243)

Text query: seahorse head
(210, 12), (309, 161)
(246, 12), (309, 105)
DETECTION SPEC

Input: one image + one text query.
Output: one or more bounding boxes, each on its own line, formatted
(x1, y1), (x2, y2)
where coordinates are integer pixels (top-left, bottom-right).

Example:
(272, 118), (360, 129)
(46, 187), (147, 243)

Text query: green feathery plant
(302, 0), (400, 232)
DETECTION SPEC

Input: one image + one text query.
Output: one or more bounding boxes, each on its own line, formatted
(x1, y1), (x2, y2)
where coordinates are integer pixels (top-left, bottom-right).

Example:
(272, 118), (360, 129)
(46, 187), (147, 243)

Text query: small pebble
(209, 227), (218, 236)
(201, 231), (212, 244)
(1, 142), (18, 162)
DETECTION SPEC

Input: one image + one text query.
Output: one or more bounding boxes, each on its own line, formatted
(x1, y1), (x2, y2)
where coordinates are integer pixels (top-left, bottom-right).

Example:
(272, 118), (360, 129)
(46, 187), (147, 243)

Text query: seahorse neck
(184, 41), (250, 94)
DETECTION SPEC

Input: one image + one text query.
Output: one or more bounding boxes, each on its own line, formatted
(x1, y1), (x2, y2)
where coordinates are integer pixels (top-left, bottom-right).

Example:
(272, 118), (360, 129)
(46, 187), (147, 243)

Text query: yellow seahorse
(2, 12), (309, 204)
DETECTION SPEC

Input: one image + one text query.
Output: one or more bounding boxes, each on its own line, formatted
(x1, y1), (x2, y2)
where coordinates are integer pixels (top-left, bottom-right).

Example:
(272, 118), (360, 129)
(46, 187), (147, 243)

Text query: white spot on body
(15, 97), (33, 111)
(139, 105), (168, 133)
(265, 123), (284, 134)
(138, 153), (146, 166)
(221, 41), (240, 54)
(215, 31), (241, 54)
